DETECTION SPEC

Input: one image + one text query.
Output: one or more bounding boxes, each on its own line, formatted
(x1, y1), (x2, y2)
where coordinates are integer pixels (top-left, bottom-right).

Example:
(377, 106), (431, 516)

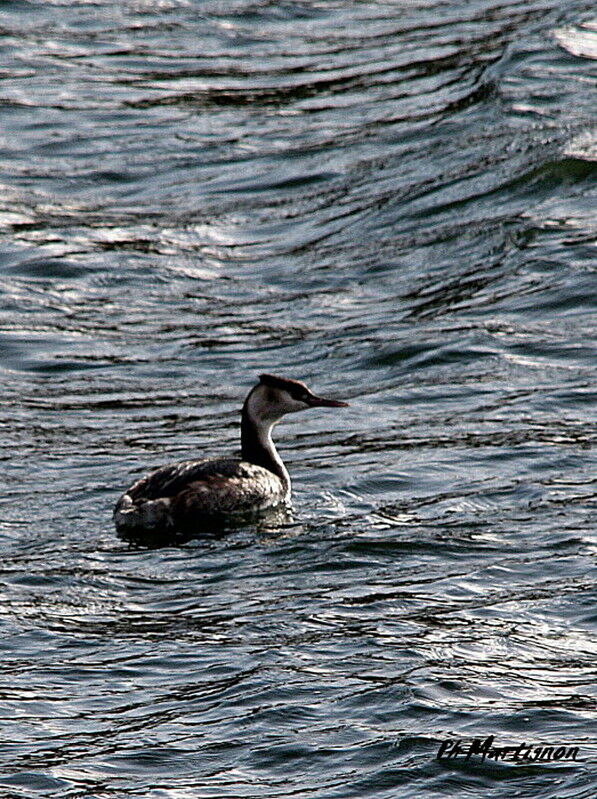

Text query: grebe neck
(241, 401), (290, 494)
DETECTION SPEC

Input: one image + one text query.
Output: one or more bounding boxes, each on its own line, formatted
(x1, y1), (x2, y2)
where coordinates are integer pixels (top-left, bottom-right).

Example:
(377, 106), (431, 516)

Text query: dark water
(1, 1), (596, 796)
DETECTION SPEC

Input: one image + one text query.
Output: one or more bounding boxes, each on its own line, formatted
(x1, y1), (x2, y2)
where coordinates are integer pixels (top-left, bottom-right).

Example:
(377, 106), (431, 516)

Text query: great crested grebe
(114, 374), (348, 534)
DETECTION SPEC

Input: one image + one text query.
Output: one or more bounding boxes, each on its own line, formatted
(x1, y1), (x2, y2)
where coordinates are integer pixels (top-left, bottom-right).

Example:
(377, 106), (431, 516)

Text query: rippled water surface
(1, 1), (596, 797)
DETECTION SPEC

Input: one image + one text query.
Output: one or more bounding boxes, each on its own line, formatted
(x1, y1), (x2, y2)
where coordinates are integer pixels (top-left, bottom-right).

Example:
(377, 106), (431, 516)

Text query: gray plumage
(114, 458), (287, 532)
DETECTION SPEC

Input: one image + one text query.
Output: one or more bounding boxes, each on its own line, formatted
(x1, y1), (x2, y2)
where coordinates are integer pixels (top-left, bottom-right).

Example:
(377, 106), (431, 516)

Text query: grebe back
(114, 374), (348, 534)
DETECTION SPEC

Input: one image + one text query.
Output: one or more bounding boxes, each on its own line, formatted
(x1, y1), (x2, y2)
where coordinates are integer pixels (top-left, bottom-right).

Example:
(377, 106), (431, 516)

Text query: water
(1, 1), (596, 797)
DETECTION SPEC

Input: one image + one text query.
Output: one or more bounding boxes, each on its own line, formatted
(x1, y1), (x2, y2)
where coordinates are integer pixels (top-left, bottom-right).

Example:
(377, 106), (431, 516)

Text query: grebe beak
(306, 394), (349, 408)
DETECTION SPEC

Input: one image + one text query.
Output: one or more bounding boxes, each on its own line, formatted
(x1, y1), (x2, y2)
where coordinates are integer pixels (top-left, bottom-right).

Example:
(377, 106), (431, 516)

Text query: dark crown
(258, 373), (309, 398)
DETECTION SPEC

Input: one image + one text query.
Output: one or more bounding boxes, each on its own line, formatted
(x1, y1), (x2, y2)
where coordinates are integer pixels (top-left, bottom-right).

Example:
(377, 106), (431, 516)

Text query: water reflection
(118, 503), (295, 549)
(1, 1), (595, 797)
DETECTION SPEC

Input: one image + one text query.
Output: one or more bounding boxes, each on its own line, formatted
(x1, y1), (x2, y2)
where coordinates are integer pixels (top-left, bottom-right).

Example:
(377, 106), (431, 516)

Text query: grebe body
(114, 374), (347, 534)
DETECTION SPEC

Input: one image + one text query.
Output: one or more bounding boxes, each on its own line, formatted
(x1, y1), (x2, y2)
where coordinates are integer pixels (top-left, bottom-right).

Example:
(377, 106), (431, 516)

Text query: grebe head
(245, 374), (348, 425)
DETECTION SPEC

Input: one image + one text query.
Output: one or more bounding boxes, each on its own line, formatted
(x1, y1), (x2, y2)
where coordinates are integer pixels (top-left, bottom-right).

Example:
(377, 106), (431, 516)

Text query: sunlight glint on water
(0, 1), (595, 797)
